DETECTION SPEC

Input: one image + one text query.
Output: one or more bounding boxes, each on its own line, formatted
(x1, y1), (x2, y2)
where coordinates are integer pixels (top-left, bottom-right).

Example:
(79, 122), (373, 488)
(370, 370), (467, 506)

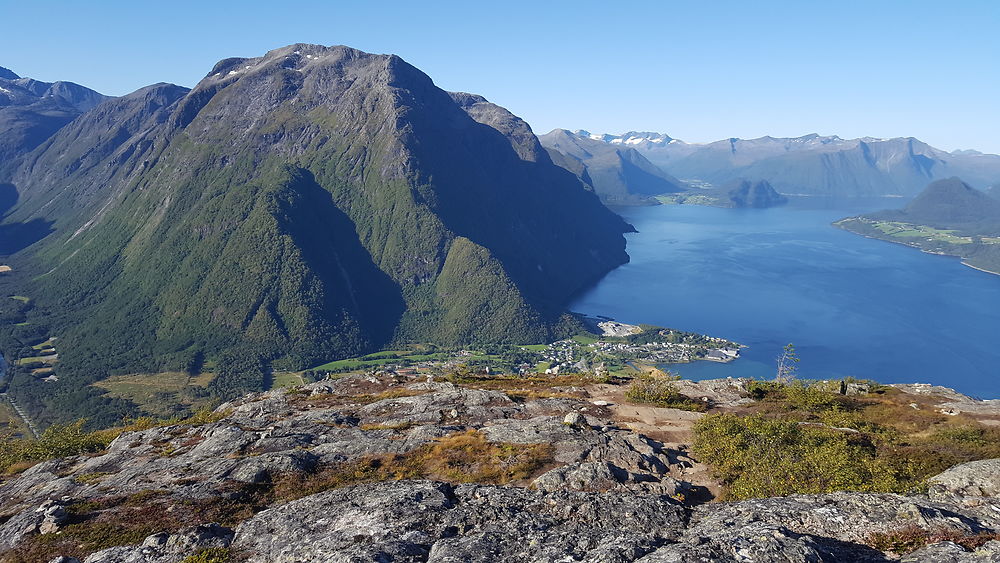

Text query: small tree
(775, 343), (799, 383)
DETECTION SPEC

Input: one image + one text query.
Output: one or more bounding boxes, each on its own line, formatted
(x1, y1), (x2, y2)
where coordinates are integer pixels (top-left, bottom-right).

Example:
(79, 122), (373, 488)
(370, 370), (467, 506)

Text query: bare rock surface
(3, 375), (1000, 561)
(233, 480), (687, 562)
(891, 384), (1000, 415)
(929, 458), (1000, 499)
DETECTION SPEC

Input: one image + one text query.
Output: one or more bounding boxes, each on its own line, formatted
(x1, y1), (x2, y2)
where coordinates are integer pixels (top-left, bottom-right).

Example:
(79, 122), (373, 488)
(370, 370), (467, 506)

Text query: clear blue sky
(3, 0), (999, 152)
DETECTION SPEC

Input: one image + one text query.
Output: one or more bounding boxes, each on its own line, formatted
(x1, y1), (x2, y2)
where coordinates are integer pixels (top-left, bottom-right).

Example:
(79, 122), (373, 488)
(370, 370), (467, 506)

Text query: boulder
(929, 458), (1000, 499)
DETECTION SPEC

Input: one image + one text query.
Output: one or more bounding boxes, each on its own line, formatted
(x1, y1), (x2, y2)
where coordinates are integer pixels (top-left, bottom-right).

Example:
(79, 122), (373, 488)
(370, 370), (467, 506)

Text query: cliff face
(1, 376), (999, 562)
(1, 45), (631, 392)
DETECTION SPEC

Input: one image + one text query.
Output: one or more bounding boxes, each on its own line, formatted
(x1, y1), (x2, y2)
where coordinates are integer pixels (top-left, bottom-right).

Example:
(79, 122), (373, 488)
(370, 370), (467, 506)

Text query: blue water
(570, 199), (1000, 399)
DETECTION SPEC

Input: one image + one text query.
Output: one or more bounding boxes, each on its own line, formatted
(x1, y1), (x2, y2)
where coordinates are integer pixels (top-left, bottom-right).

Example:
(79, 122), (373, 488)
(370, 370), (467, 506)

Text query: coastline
(961, 260), (1000, 276)
(835, 220), (1000, 278)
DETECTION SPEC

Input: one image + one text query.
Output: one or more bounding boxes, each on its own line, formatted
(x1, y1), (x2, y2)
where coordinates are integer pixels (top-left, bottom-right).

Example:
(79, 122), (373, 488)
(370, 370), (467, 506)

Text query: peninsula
(836, 178), (1000, 275)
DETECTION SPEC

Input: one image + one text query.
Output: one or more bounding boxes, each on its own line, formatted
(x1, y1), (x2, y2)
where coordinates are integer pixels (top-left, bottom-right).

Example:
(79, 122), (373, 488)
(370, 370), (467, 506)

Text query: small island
(835, 177), (1000, 275)
(658, 179), (788, 209)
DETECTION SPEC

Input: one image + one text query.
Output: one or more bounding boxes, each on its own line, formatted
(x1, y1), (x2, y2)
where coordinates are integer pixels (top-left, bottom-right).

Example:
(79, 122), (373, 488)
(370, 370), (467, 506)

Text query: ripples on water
(570, 197), (1000, 399)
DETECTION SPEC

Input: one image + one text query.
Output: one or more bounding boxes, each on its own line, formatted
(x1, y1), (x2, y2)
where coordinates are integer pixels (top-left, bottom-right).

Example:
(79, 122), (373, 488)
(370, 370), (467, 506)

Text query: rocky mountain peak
(1, 43), (632, 410)
(0, 66), (19, 80)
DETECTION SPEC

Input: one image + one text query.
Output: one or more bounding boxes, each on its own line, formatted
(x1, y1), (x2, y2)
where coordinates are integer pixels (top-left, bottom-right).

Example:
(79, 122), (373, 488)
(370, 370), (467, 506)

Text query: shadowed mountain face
(1, 44), (631, 393)
(873, 177), (1000, 231)
(583, 132), (1000, 197)
(0, 68), (109, 170)
(723, 179), (788, 208)
(538, 129), (684, 204)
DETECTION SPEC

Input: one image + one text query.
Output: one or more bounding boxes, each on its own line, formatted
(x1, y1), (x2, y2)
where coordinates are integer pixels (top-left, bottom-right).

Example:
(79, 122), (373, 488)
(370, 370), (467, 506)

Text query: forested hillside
(0, 44), (631, 425)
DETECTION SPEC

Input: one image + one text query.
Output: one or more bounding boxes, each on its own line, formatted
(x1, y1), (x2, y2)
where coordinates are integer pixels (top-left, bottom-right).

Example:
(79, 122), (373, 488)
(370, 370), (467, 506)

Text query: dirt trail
(585, 383), (723, 499)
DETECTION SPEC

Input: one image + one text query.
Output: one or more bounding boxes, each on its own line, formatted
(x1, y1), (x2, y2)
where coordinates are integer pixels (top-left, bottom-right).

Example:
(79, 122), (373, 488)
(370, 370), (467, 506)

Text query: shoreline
(835, 220), (1000, 278)
(961, 260), (1000, 276)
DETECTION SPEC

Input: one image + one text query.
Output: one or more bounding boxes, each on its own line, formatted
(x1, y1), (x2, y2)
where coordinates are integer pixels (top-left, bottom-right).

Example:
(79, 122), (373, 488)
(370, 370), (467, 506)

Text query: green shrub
(693, 413), (916, 499)
(183, 547), (234, 563)
(0, 409), (229, 475)
(867, 525), (999, 554)
(0, 420), (114, 474)
(624, 374), (706, 412)
(745, 379), (784, 400)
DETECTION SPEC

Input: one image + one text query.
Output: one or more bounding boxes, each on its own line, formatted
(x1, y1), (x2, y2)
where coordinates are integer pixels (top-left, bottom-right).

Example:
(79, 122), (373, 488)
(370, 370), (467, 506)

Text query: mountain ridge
(0, 44), (631, 423)
(571, 130), (1000, 197)
(0, 68), (110, 170)
(539, 128), (684, 204)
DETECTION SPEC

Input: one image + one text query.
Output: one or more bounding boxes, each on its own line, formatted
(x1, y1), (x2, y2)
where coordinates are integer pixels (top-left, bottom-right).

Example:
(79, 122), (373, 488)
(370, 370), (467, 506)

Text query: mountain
(538, 129), (685, 204)
(836, 178), (1000, 275)
(723, 179), (788, 208)
(0, 44), (631, 421)
(0, 67), (109, 169)
(581, 132), (1000, 197)
(876, 177), (1000, 230)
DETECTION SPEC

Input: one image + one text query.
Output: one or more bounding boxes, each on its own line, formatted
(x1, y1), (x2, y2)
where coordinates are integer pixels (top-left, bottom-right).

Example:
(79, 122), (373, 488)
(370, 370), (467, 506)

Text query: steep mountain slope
(876, 177), (1000, 231)
(0, 44), (631, 415)
(538, 129), (684, 204)
(586, 132), (1000, 197)
(0, 67), (109, 170)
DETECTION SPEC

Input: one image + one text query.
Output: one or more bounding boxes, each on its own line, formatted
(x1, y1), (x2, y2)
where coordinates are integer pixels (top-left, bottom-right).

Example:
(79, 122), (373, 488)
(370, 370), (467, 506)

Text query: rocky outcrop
(233, 481), (686, 562)
(2, 375), (1000, 562)
(929, 458), (1000, 500)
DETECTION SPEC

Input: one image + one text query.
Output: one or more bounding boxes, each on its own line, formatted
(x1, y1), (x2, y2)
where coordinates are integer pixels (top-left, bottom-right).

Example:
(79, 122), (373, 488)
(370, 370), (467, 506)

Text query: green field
(93, 372), (216, 417)
(312, 349), (461, 372)
(18, 355), (58, 365)
(404, 352), (451, 362)
(31, 338), (55, 350)
(870, 221), (973, 244)
(312, 357), (400, 371)
(269, 372), (305, 389)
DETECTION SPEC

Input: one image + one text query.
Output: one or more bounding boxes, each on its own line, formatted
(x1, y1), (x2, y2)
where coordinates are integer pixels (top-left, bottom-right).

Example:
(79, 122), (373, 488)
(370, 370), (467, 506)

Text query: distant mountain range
(0, 45), (631, 424)
(538, 129), (684, 204)
(551, 130), (1000, 198)
(0, 66), (108, 167)
(836, 178), (1000, 275)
